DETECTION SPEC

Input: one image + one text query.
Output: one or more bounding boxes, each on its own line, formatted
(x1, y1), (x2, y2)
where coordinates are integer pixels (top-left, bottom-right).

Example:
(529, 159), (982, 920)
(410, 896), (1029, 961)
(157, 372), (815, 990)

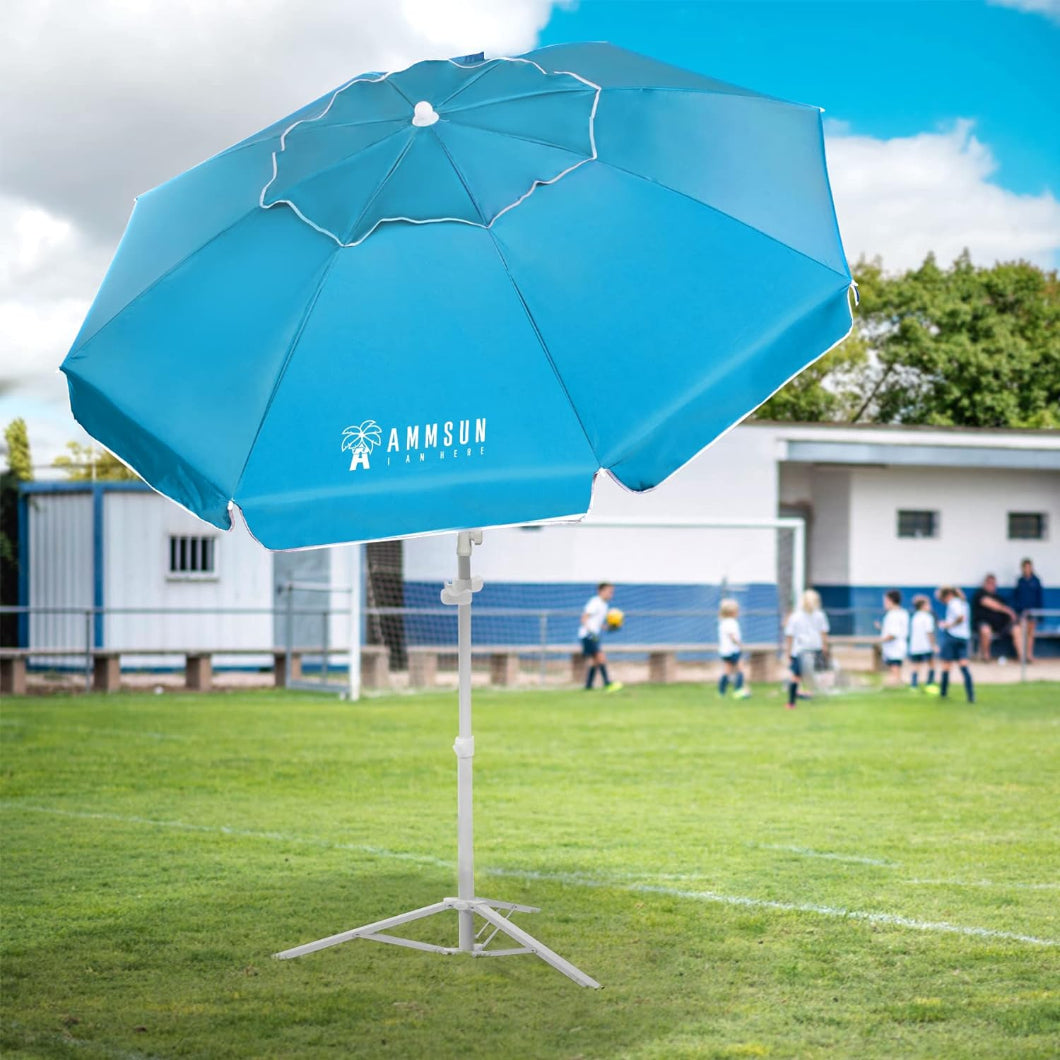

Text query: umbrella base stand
(273, 896), (600, 987)
(274, 531), (600, 989)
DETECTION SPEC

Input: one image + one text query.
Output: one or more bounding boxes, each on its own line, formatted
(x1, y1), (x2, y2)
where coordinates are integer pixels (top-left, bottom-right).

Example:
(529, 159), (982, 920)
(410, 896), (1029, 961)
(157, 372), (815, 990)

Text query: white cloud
(987, 0), (1060, 24)
(0, 194), (110, 392)
(0, 0), (562, 469)
(1, 0), (562, 237)
(825, 120), (1060, 272)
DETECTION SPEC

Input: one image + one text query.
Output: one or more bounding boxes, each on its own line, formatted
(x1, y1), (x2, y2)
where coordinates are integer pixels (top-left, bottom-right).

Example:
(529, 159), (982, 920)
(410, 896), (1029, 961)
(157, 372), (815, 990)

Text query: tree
(756, 255), (1060, 428)
(3, 419), (33, 481)
(53, 441), (140, 481)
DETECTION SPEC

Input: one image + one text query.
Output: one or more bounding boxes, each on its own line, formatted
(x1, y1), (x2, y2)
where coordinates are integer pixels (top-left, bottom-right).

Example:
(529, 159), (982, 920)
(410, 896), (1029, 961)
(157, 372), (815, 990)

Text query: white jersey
(909, 610), (936, 655)
(881, 608), (910, 661)
(944, 597), (970, 640)
(578, 595), (608, 638)
(784, 609), (829, 655)
(719, 617), (741, 656)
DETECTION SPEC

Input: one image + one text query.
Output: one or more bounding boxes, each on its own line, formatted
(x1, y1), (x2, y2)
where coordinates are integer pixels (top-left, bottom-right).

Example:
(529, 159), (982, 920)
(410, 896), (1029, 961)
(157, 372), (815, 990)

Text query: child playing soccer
(908, 594), (938, 692)
(935, 586), (975, 703)
(717, 598), (750, 699)
(878, 590), (909, 688)
(578, 582), (623, 692)
(782, 589), (830, 709)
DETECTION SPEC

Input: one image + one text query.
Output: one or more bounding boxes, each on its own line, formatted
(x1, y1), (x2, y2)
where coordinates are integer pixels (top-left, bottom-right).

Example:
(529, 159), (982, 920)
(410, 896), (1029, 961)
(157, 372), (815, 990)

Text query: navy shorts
(884, 656), (904, 668)
(939, 633), (968, 662)
(581, 634), (602, 658)
(789, 655), (802, 678)
(909, 652), (933, 664)
(721, 652), (741, 664)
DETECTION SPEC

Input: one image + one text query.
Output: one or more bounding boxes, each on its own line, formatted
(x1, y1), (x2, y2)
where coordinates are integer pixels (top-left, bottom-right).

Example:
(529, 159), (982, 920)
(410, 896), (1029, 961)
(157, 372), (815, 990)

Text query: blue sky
(541, 1), (1059, 195)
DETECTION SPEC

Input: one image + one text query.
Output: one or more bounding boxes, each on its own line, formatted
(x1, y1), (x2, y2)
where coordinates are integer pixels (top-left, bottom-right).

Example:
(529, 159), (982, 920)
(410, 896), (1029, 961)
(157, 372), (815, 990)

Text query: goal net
(367, 518), (807, 689)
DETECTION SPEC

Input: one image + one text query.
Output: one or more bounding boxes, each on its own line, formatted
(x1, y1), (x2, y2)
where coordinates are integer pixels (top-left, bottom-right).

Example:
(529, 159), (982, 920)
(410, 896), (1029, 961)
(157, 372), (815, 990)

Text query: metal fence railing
(3, 604), (1056, 691)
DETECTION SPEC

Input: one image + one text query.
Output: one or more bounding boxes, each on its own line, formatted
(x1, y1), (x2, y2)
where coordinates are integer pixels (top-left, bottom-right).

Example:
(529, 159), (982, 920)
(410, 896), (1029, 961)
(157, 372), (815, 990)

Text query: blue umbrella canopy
(62, 43), (853, 549)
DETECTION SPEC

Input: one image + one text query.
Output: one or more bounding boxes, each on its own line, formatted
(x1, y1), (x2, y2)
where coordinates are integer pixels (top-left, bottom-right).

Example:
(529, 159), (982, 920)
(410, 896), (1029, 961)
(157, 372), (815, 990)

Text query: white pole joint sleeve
(453, 736), (475, 759)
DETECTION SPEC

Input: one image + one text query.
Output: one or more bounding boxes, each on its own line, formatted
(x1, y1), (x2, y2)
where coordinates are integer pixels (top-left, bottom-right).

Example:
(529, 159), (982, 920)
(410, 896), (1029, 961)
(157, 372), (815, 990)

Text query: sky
(2, 0), (1058, 472)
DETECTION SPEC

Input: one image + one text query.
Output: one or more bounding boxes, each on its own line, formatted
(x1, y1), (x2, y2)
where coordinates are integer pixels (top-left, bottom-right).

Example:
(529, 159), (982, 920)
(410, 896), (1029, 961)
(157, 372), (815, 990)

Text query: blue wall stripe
(16, 489), (29, 648)
(92, 484), (105, 648)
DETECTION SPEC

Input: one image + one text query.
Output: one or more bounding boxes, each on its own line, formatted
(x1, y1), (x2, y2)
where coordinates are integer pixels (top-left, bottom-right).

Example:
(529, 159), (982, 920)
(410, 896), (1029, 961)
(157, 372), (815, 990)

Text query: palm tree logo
(341, 420), (383, 471)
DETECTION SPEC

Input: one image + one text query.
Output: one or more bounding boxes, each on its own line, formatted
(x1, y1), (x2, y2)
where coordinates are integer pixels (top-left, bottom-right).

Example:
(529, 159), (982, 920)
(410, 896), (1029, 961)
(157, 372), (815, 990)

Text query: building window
(168, 535), (217, 577)
(1008, 512), (1047, 540)
(897, 510), (938, 539)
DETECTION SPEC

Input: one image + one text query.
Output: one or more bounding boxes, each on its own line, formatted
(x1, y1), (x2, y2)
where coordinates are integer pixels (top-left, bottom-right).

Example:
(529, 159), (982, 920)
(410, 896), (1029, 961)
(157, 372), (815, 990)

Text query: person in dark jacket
(972, 574), (1023, 662)
(1014, 558), (1044, 664)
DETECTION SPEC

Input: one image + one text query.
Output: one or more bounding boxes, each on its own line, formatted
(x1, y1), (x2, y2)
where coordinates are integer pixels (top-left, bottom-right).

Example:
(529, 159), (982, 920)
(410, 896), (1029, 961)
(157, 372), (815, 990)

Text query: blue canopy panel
(233, 222), (598, 549)
(63, 209), (336, 531)
(490, 160), (850, 488)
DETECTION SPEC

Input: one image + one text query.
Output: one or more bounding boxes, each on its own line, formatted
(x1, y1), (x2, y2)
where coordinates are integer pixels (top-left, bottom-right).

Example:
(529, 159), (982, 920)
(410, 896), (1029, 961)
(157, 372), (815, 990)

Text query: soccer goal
(384, 516), (807, 689)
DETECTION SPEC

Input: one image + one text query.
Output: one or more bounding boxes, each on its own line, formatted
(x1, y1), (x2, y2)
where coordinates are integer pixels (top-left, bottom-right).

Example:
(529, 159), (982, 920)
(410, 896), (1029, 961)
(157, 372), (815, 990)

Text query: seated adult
(971, 574), (1023, 662)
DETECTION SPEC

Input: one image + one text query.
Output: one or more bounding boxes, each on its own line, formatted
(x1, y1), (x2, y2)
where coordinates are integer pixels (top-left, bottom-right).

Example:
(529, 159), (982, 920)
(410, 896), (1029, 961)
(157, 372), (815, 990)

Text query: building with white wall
(18, 481), (357, 666)
(17, 422), (1059, 660)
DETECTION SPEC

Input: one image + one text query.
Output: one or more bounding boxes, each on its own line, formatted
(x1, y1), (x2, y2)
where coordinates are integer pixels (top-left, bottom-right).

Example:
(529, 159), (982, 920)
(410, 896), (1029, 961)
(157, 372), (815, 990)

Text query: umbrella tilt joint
(274, 531), (601, 988)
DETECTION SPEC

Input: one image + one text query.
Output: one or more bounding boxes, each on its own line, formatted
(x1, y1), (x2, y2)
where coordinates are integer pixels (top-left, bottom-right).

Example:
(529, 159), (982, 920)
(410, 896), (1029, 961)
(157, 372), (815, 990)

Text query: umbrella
(62, 44), (854, 988)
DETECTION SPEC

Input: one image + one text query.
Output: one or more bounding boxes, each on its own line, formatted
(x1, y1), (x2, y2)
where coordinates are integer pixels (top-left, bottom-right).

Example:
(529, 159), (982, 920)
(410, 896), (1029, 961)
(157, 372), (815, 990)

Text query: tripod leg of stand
(473, 903), (601, 989)
(274, 901), (454, 959)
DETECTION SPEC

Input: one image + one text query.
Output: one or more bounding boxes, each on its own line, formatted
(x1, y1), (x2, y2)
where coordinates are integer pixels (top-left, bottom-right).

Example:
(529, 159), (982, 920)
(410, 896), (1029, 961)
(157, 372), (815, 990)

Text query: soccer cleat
(733, 688), (751, 699)
(604, 681), (624, 694)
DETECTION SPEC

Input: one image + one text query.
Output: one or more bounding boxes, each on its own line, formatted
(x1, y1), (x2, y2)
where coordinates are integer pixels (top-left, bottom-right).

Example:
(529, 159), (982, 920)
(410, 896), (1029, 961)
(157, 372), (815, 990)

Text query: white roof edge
(740, 421), (1060, 452)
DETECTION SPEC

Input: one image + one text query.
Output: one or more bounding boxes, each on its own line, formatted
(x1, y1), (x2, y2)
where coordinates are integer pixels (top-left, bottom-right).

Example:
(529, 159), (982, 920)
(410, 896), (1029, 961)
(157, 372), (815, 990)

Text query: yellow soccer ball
(606, 607), (625, 630)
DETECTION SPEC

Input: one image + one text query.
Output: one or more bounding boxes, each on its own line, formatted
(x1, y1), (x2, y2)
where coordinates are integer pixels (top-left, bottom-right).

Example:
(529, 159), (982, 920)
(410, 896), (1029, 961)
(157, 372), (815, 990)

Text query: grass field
(2, 682), (1058, 1059)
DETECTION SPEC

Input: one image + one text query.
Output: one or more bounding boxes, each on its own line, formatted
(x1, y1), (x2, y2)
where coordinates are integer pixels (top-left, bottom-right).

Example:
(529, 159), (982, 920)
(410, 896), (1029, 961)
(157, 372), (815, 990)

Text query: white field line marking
(4, 804), (1055, 948)
(905, 878), (1060, 891)
(751, 843), (898, 867)
(483, 867), (1057, 947)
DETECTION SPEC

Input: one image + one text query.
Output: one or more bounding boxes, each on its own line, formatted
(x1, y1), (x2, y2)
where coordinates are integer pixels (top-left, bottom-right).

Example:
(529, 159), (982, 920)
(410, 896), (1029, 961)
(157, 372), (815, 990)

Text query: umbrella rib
(598, 158), (850, 282)
(443, 85), (594, 116)
(340, 133), (417, 243)
(436, 63), (501, 108)
(427, 130), (489, 225)
(232, 250), (344, 499)
(440, 121), (590, 162)
(263, 126), (411, 209)
(485, 230), (600, 465)
(70, 210), (266, 353)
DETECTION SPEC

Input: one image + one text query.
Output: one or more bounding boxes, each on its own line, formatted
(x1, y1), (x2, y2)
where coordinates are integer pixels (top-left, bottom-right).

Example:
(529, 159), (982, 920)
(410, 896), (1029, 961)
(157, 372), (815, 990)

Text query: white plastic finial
(412, 101), (439, 127)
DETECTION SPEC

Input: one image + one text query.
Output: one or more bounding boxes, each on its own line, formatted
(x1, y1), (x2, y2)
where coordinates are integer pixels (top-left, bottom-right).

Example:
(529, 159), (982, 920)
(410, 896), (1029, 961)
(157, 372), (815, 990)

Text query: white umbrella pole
(347, 543), (362, 702)
(273, 528), (599, 987)
(450, 530), (481, 950)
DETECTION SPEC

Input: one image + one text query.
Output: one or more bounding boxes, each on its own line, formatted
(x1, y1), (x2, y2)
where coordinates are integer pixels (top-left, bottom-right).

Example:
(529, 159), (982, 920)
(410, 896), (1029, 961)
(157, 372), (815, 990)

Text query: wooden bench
(405, 642), (780, 688)
(0, 645), (390, 694)
(273, 645), (389, 691)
